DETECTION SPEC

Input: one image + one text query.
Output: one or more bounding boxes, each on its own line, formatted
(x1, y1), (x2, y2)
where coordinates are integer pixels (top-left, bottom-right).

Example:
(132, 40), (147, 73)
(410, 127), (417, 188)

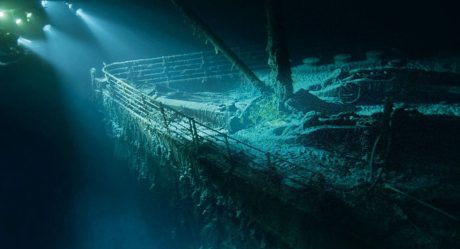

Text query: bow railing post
(223, 134), (231, 158)
(159, 103), (170, 134)
(188, 117), (195, 143)
(191, 118), (199, 143)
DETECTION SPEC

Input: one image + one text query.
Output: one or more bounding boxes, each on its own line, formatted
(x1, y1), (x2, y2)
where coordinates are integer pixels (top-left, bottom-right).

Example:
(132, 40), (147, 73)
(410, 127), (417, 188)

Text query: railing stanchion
(191, 118), (199, 143)
(159, 103), (170, 134)
(100, 57), (315, 182)
(189, 118), (195, 143)
(224, 134), (231, 158)
(141, 95), (146, 106)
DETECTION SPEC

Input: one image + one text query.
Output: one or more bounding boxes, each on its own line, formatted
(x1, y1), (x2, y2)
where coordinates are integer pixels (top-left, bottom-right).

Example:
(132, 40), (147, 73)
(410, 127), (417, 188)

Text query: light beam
(76, 9), (155, 60)
(16, 37), (46, 59)
(17, 37), (32, 46)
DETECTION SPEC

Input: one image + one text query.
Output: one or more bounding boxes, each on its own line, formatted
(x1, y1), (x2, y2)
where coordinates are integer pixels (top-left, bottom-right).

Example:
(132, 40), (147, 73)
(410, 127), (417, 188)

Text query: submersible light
(43, 24), (51, 32)
(15, 19), (23, 25)
(76, 8), (83, 17)
(0, 11), (5, 18)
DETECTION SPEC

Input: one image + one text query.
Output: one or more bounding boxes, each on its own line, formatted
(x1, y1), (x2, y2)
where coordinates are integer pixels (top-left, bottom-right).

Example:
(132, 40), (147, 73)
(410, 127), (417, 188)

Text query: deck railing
(100, 72), (302, 170)
(96, 51), (316, 185)
(103, 48), (269, 89)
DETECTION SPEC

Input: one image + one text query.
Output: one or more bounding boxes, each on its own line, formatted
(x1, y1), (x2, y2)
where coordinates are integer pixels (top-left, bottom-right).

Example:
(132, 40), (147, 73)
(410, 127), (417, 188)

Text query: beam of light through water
(75, 9), (137, 60)
(42, 1), (79, 29)
(16, 24), (112, 176)
(17, 37), (48, 61)
(17, 26), (101, 81)
(75, 8), (186, 61)
(15, 10), (160, 248)
(13, 8), (199, 249)
(17, 37), (32, 46)
(44, 27), (99, 77)
(11, 3), (206, 248)
(73, 4), (200, 60)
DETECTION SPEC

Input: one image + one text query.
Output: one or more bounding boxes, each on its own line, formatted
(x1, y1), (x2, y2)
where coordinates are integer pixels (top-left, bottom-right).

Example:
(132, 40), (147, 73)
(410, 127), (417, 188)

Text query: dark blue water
(0, 55), (187, 249)
(0, 2), (200, 248)
(1, 1), (459, 248)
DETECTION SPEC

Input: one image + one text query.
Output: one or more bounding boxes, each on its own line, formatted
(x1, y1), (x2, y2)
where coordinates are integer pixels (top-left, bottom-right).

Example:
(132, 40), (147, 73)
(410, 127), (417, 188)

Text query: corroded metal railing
(95, 51), (315, 184)
(104, 49), (268, 89)
(99, 71), (301, 171)
(93, 53), (460, 234)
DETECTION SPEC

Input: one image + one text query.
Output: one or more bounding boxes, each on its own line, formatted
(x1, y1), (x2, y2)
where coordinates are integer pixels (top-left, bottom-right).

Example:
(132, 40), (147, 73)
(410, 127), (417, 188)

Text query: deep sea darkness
(1, 0), (459, 249)
(0, 56), (184, 248)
